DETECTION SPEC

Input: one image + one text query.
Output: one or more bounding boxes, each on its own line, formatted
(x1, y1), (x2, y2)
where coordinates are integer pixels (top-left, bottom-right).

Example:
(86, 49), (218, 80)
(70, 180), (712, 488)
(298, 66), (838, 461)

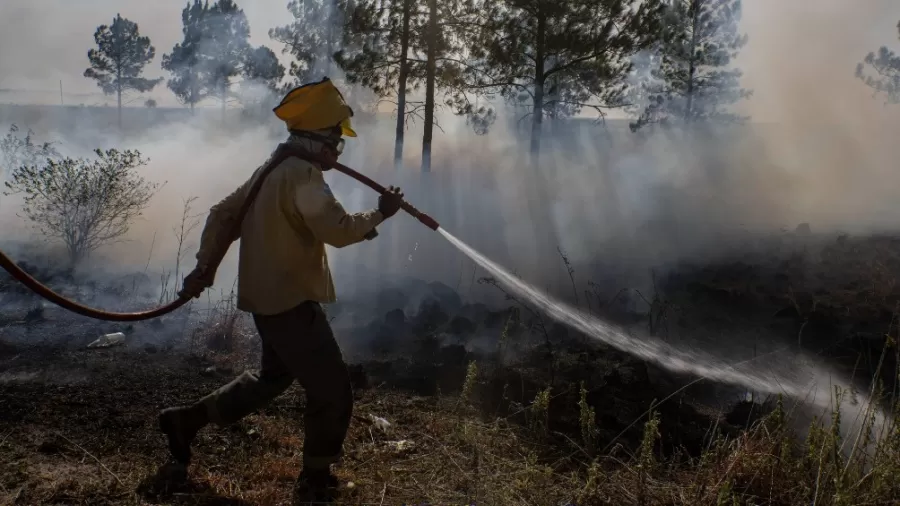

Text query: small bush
(528, 386), (551, 435)
(461, 360), (479, 407)
(4, 148), (159, 265)
(578, 381), (598, 454)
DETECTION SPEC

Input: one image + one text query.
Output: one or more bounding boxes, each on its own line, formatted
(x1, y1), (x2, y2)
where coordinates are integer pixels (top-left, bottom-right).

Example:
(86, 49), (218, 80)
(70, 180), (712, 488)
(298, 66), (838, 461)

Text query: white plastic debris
(87, 332), (126, 349)
(386, 440), (415, 452)
(369, 414), (391, 433)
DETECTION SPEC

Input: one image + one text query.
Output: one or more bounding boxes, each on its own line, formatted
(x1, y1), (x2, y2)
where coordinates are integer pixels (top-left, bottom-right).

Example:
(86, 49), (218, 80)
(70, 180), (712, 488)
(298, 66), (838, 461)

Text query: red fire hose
(0, 145), (440, 322)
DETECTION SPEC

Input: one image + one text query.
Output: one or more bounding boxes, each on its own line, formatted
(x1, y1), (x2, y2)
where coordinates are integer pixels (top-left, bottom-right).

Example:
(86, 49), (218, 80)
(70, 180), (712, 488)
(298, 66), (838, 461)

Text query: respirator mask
(290, 128), (344, 156)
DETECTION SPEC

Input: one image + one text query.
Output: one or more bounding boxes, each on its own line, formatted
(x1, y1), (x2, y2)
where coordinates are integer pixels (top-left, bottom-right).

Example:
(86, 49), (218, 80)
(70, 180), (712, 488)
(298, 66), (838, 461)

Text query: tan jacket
(194, 136), (383, 315)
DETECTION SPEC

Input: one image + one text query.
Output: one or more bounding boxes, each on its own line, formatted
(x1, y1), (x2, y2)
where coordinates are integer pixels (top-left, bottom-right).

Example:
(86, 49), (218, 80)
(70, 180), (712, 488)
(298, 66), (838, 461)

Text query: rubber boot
(295, 468), (340, 504)
(158, 403), (208, 465)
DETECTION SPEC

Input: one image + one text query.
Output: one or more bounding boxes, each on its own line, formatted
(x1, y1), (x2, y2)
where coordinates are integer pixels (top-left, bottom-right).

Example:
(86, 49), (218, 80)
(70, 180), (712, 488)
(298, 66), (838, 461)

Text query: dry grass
(188, 286), (254, 372)
(1, 334), (899, 506)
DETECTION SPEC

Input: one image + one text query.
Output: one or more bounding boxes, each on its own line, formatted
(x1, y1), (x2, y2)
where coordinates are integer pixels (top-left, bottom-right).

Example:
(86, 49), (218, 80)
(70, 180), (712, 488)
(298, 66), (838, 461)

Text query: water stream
(438, 228), (888, 441)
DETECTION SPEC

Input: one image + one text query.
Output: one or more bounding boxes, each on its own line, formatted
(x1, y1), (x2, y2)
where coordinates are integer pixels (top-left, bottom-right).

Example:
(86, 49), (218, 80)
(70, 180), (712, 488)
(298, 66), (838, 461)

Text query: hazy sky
(0, 0), (899, 121)
(0, 0), (292, 107)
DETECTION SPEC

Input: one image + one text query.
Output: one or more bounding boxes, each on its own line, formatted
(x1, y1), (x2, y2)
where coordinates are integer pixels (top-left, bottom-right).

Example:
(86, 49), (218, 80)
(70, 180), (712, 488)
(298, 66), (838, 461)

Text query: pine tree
(856, 21), (900, 105)
(243, 46), (286, 92)
(338, 0), (474, 170)
(162, 0), (211, 112)
(420, 0), (469, 172)
(270, 0), (349, 84)
(163, 0), (276, 117)
(84, 14), (162, 129)
(238, 45), (286, 118)
(421, 0), (438, 172)
(630, 0), (750, 132)
(202, 0), (252, 118)
(336, 0), (423, 168)
(458, 0), (664, 158)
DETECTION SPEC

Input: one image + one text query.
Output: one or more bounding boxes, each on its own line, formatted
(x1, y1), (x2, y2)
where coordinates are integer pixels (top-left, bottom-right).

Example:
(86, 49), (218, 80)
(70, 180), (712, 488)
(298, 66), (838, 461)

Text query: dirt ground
(0, 339), (573, 505)
(0, 306), (746, 506)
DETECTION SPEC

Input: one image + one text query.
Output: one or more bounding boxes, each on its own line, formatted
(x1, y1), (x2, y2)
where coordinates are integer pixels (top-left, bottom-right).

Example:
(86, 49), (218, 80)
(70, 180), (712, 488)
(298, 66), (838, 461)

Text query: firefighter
(158, 77), (404, 502)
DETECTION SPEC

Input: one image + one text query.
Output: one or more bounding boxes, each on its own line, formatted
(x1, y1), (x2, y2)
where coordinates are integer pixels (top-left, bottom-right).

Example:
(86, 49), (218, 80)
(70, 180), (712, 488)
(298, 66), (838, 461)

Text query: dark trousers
(199, 301), (353, 469)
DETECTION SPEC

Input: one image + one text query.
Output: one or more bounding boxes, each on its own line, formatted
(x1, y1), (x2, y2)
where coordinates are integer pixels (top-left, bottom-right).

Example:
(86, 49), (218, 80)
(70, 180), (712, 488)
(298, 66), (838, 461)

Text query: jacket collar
(285, 132), (327, 153)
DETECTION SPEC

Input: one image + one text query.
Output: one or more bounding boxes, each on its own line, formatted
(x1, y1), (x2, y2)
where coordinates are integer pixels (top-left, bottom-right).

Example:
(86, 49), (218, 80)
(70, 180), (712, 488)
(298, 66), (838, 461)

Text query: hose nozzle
(415, 212), (440, 231)
(401, 203), (440, 231)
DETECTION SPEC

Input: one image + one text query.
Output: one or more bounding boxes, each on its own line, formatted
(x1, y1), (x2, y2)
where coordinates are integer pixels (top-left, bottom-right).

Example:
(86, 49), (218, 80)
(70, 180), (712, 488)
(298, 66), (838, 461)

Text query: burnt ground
(655, 232), (900, 392)
(0, 308), (743, 505)
(1, 230), (900, 505)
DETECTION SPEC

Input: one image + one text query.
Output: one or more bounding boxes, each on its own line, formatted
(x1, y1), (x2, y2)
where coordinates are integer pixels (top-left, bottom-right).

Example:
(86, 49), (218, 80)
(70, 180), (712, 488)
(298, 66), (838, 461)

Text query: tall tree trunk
(115, 23), (123, 131)
(530, 15), (546, 159)
(547, 56), (559, 139)
(325, 0), (335, 77)
(221, 81), (227, 122)
(66, 232), (82, 268)
(684, 0), (700, 124)
(421, 0), (438, 173)
(522, 9), (560, 289)
(190, 70), (197, 115)
(394, 0), (411, 169)
(68, 247), (79, 269)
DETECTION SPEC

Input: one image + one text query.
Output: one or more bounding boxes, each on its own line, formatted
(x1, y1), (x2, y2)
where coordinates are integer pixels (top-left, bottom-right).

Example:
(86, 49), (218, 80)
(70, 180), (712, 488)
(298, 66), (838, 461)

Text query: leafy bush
(4, 148), (159, 265)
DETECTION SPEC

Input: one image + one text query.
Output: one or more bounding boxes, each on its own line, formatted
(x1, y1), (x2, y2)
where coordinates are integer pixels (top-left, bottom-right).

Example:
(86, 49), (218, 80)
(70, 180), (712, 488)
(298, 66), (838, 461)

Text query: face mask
(290, 130), (343, 155)
(332, 137), (345, 155)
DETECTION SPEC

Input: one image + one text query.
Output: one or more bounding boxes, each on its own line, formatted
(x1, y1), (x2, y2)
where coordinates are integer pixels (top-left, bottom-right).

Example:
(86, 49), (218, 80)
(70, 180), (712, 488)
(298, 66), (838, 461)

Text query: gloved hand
(378, 186), (404, 219)
(179, 266), (214, 299)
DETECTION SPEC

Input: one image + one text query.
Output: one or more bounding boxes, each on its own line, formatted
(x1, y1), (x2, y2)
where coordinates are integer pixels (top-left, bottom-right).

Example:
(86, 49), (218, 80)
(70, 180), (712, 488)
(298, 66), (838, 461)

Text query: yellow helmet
(273, 77), (357, 137)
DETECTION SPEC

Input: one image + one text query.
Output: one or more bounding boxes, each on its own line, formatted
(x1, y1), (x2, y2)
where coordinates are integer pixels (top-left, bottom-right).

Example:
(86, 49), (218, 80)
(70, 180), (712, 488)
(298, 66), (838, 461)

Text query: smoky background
(0, 0), (898, 313)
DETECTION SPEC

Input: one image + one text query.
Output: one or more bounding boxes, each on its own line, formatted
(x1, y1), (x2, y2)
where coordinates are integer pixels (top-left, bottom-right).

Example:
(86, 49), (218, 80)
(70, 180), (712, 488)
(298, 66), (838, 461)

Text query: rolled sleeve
(293, 168), (383, 248)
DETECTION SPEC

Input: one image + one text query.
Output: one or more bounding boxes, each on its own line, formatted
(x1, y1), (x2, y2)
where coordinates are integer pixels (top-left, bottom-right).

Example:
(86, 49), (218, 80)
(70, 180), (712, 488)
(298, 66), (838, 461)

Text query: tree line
(2, 3), (898, 266)
(82, 0), (760, 167)
(71, 1), (900, 171)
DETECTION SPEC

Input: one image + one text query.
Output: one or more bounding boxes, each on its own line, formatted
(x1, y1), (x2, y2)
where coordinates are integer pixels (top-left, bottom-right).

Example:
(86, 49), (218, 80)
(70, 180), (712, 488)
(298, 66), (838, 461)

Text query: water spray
(439, 228), (891, 447)
(0, 144), (440, 322)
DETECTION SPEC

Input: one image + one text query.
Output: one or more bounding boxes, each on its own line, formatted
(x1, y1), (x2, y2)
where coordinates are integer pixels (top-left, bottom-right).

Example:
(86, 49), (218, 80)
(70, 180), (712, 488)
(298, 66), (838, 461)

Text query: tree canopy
(162, 0), (284, 112)
(336, 0), (424, 166)
(337, 0), (423, 98)
(201, 0), (253, 111)
(455, 0), (665, 156)
(243, 45), (286, 91)
(857, 21), (900, 105)
(270, 0), (348, 86)
(630, 0), (750, 132)
(84, 14), (162, 127)
(162, 0), (214, 109)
